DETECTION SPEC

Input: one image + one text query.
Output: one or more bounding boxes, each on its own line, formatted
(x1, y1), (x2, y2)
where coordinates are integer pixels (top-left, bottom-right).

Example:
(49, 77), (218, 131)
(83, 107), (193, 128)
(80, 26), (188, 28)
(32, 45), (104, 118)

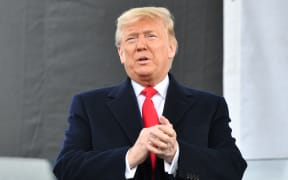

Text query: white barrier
(0, 157), (56, 180)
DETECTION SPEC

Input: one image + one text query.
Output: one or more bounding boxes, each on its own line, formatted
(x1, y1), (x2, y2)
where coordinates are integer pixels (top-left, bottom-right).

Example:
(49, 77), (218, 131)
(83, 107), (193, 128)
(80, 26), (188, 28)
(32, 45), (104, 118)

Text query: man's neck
(132, 74), (169, 87)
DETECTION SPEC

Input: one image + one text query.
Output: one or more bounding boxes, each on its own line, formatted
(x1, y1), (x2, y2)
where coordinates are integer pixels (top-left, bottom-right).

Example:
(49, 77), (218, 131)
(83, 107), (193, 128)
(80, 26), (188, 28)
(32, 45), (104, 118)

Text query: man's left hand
(147, 116), (178, 163)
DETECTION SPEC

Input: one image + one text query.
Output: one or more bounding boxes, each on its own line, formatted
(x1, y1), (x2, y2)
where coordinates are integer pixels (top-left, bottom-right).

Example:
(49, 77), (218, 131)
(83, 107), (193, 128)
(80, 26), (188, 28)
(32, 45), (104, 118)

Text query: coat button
(191, 174), (199, 180)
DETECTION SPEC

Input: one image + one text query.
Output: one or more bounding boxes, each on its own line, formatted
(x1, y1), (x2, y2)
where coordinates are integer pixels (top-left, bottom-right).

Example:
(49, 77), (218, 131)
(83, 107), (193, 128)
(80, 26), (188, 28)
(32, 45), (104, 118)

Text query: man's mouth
(137, 56), (149, 61)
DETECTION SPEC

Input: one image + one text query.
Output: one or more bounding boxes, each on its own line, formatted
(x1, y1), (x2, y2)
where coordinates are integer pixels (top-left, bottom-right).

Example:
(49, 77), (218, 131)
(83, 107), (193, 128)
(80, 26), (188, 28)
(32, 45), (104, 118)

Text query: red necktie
(141, 87), (158, 180)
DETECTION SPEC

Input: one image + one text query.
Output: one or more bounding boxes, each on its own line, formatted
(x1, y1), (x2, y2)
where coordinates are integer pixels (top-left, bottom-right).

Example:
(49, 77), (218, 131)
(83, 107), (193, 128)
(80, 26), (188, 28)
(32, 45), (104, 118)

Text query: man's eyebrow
(143, 30), (155, 34)
(126, 32), (138, 37)
(126, 30), (155, 36)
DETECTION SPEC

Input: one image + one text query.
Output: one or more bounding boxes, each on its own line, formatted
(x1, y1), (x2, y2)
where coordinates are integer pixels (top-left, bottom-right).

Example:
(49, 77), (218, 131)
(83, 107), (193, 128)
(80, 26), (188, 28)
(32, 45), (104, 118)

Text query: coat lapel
(106, 78), (143, 144)
(163, 75), (196, 126)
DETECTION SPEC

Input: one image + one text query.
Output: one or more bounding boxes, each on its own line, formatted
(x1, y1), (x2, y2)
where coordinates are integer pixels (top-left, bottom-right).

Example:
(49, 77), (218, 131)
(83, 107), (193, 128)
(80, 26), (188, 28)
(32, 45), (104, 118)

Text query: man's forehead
(122, 19), (166, 34)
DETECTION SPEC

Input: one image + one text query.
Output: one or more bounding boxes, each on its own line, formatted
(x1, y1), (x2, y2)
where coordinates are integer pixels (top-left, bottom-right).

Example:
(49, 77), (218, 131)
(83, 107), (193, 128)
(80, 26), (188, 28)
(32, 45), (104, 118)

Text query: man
(53, 7), (247, 180)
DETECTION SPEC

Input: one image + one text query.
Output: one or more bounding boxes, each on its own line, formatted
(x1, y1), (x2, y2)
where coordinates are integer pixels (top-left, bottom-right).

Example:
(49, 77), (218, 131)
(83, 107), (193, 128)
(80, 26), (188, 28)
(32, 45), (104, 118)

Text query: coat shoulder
(74, 80), (126, 100)
(178, 83), (224, 104)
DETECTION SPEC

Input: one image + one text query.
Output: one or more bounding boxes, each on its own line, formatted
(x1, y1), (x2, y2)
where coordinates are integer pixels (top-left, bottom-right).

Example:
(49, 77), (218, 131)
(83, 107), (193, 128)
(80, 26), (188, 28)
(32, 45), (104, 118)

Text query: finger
(148, 131), (176, 155)
(149, 126), (172, 143)
(147, 140), (164, 154)
(159, 116), (172, 126)
(148, 138), (177, 156)
(149, 128), (177, 152)
(158, 125), (176, 138)
(148, 139), (175, 158)
(149, 134), (169, 150)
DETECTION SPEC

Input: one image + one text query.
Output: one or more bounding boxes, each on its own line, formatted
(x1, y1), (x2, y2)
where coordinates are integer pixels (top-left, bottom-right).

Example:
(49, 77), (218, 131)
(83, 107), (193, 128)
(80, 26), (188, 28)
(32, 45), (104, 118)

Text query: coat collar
(106, 74), (196, 144)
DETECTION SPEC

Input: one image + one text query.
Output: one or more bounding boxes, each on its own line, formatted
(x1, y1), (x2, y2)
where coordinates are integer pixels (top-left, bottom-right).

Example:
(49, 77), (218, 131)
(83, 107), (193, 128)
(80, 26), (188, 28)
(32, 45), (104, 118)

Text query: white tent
(224, 0), (288, 160)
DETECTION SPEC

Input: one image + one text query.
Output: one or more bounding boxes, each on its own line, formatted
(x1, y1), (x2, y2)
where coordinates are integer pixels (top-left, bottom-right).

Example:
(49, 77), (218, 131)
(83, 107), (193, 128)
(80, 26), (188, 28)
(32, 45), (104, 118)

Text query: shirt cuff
(164, 144), (179, 176)
(125, 150), (137, 179)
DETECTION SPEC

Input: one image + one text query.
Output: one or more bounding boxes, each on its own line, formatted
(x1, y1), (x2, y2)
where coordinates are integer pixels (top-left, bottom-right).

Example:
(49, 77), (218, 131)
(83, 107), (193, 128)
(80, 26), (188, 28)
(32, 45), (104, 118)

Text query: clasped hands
(128, 116), (178, 169)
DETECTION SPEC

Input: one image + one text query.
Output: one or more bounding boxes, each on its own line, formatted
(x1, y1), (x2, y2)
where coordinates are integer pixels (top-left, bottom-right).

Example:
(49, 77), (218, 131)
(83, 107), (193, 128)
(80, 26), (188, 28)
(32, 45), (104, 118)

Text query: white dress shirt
(125, 75), (179, 178)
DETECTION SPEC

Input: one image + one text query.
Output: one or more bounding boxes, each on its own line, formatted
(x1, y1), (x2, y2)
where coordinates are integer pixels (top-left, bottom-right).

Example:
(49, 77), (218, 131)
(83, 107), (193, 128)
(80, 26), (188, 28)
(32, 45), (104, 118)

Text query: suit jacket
(53, 74), (247, 180)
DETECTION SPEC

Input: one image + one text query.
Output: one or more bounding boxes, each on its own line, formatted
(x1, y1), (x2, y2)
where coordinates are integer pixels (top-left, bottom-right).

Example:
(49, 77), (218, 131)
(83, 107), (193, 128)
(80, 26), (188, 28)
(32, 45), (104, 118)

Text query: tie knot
(141, 87), (157, 98)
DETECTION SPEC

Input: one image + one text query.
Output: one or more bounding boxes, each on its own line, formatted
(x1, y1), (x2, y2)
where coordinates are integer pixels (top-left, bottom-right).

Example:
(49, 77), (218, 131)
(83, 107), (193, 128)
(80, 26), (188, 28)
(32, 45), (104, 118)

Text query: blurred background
(0, 0), (287, 179)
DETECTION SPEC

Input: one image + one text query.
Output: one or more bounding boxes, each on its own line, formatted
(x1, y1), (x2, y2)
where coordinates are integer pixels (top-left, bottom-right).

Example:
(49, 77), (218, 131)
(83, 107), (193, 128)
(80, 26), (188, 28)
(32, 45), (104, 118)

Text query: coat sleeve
(175, 97), (247, 180)
(53, 95), (129, 180)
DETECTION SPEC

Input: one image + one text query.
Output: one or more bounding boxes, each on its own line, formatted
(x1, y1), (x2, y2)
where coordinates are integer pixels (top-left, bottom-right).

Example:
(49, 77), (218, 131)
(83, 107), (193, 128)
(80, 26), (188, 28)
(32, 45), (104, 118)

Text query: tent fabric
(224, 0), (288, 159)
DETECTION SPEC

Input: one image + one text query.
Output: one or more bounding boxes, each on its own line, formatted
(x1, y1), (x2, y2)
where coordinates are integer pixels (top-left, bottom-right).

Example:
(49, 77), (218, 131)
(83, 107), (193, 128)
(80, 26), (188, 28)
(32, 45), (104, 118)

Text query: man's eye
(146, 34), (157, 39)
(126, 37), (136, 43)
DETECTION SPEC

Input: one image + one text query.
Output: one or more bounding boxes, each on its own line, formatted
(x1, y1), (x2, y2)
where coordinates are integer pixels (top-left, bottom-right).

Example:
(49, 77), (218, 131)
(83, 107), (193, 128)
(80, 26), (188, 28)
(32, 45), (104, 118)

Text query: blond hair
(115, 7), (178, 49)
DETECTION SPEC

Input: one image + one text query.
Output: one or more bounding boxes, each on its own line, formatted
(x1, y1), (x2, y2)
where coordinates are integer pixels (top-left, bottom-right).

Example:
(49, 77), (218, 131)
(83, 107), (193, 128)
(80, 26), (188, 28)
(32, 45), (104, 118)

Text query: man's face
(117, 17), (176, 86)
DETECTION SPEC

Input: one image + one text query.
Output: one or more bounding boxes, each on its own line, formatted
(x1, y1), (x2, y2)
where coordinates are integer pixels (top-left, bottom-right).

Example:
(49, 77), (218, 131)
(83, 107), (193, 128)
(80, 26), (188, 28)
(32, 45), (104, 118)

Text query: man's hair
(115, 7), (178, 49)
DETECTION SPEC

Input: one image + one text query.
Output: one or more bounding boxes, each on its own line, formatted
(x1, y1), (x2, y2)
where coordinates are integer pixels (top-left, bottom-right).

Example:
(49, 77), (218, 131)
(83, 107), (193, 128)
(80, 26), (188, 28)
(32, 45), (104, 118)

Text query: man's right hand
(127, 128), (151, 169)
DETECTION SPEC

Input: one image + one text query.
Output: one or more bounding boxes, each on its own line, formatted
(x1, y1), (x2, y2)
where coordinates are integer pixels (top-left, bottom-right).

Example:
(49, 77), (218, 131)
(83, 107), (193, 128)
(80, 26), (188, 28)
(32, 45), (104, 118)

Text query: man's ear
(117, 47), (125, 64)
(168, 41), (177, 59)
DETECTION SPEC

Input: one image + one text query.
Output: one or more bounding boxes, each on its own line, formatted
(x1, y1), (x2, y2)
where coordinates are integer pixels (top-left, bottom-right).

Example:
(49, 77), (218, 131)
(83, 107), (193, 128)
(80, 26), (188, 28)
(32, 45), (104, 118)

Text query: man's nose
(136, 36), (147, 51)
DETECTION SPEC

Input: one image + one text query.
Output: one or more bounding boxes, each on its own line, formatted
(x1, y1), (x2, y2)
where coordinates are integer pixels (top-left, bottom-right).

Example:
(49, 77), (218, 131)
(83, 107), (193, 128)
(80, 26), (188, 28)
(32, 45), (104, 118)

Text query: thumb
(159, 116), (172, 127)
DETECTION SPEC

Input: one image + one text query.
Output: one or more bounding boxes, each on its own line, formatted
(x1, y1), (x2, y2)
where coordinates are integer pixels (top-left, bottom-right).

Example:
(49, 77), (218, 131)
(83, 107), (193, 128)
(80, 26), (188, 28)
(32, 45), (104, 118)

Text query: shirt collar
(131, 75), (169, 98)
